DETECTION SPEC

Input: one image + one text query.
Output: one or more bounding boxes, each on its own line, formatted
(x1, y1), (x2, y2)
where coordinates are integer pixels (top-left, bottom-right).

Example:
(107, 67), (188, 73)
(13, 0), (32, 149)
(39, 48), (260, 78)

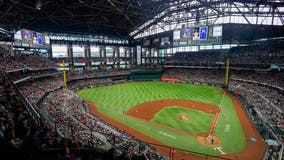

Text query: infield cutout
(196, 134), (221, 147)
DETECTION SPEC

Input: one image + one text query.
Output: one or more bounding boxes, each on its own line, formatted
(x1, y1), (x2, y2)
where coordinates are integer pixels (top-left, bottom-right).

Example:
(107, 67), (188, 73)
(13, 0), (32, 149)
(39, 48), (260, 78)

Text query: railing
(231, 78), (284, 93)
(134, 141), (233, 160)
(279, 145), (284, 160)
(3, 72), (41, 125)
(4, 71), (64, 137)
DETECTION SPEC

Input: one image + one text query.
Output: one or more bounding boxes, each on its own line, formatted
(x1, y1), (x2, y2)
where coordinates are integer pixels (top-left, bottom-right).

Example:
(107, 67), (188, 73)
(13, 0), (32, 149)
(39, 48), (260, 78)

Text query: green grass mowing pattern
(213, 96), (247, 153)
(151, 106), (214, 133)
(78, 82), (246, 156)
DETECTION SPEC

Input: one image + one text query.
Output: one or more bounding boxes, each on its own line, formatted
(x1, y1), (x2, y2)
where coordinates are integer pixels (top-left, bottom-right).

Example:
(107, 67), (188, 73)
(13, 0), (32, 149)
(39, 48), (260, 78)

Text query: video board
(14, 29), (50, 48)
(173, 25), (222, 46)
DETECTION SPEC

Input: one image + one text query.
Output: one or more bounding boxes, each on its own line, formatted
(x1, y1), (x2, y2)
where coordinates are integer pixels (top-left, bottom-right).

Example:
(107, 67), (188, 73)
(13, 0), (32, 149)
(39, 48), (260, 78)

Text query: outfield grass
(78, 82), (246, 156)
(151, 106), (214, 133)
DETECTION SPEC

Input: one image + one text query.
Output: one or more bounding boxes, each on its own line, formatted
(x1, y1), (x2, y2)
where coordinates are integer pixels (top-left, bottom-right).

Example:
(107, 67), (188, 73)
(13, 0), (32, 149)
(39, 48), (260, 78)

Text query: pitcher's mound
(178, 115), (190, 121)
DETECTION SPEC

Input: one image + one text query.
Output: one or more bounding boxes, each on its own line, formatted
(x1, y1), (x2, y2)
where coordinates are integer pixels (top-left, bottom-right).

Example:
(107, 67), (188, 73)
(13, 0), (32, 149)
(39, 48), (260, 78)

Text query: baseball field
(77, 81), (265, 159)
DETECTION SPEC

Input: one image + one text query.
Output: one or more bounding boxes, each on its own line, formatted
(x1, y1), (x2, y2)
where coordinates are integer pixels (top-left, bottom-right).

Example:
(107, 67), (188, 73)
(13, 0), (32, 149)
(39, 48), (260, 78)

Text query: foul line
(134, 124), (150, 130)
(158, 131), (176, 139)
(208, 92), (225, 136)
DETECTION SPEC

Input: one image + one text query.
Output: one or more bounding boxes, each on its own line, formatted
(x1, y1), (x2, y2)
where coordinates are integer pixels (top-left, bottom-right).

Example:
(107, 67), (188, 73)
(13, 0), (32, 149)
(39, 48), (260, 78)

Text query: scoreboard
(142, 25), (223, 48)
(173, 25), (222, 46)
(14, 29), (50, 48)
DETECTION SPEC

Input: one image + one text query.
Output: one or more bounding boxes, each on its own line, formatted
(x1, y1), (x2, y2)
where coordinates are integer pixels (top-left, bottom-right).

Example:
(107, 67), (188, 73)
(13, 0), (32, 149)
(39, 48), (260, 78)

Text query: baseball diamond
(77, 81), (266, 159)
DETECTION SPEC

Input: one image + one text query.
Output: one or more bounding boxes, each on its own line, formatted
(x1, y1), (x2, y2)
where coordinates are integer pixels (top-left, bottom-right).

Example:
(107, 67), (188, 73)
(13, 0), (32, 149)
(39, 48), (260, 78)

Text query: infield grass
(78, 82), (246, 156)
(152, 106), (214, 133)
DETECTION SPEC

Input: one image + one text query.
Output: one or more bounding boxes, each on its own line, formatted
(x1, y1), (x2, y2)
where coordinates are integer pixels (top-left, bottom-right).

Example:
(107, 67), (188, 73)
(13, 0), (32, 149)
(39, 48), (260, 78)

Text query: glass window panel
(90, 45), (100, 57)
(200, 46), (206, 50)
(154, 51), (158, 57)
(72, 45), (85, 57)
(173, 48), (177, 54)
(106, 46), (113, 57)
(214, 45), (221, 49)
(51, 44), (68, 58)
(184, 46), (190, 52)
(222, 44), (231, 49)
(204, 45), (213, 50)
(191, 46), (198, 51)
(119, 47), (125, 57)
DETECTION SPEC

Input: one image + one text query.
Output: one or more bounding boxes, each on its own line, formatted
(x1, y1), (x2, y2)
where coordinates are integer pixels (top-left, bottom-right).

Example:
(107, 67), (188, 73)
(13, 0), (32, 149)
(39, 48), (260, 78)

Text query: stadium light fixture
(36, 0), (41, 10)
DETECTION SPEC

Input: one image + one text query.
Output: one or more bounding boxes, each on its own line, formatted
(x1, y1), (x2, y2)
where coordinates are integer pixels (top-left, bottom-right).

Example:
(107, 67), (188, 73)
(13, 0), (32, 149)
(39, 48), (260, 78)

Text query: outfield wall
(130, 69), (163, 81)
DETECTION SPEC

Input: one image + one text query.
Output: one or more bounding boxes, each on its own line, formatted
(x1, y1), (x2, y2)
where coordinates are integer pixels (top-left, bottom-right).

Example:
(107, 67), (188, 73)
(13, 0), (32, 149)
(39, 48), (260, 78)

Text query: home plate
(214, 147), (226, 155)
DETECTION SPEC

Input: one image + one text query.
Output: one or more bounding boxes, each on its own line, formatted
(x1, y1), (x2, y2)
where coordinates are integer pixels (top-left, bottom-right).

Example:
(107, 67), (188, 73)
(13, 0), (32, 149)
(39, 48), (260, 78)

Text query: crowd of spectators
(67, 69), (130, 80)
(264, 141), (283, 160)
(13, 54), (57, 69)
(0, 101), (65, 160)
(165, 50), (222, 66)
(8, 68), (59, 82)
(229, 81), (284, 142)
(6, 66), (164, 160)
(229, 81), (283, 160)
(40, 89), (107, 147)
(165, 43), (284, 69)
(37, 81), (165, 159)
(229, 43), (284, 65)
(0, 76), (4, 99)
(0, 56), (26, 72)
(1, 50), (283, 160)
(18, 77), (63, 105)
(0, 53), (57, 72)
(68, 78), (113, 89)
(230, 70), (284, 88)
(231, 79), (283, 111)
(162, 68), (225, 84)
(163, 69), (283, 107)
(0, 99), (134, 160)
